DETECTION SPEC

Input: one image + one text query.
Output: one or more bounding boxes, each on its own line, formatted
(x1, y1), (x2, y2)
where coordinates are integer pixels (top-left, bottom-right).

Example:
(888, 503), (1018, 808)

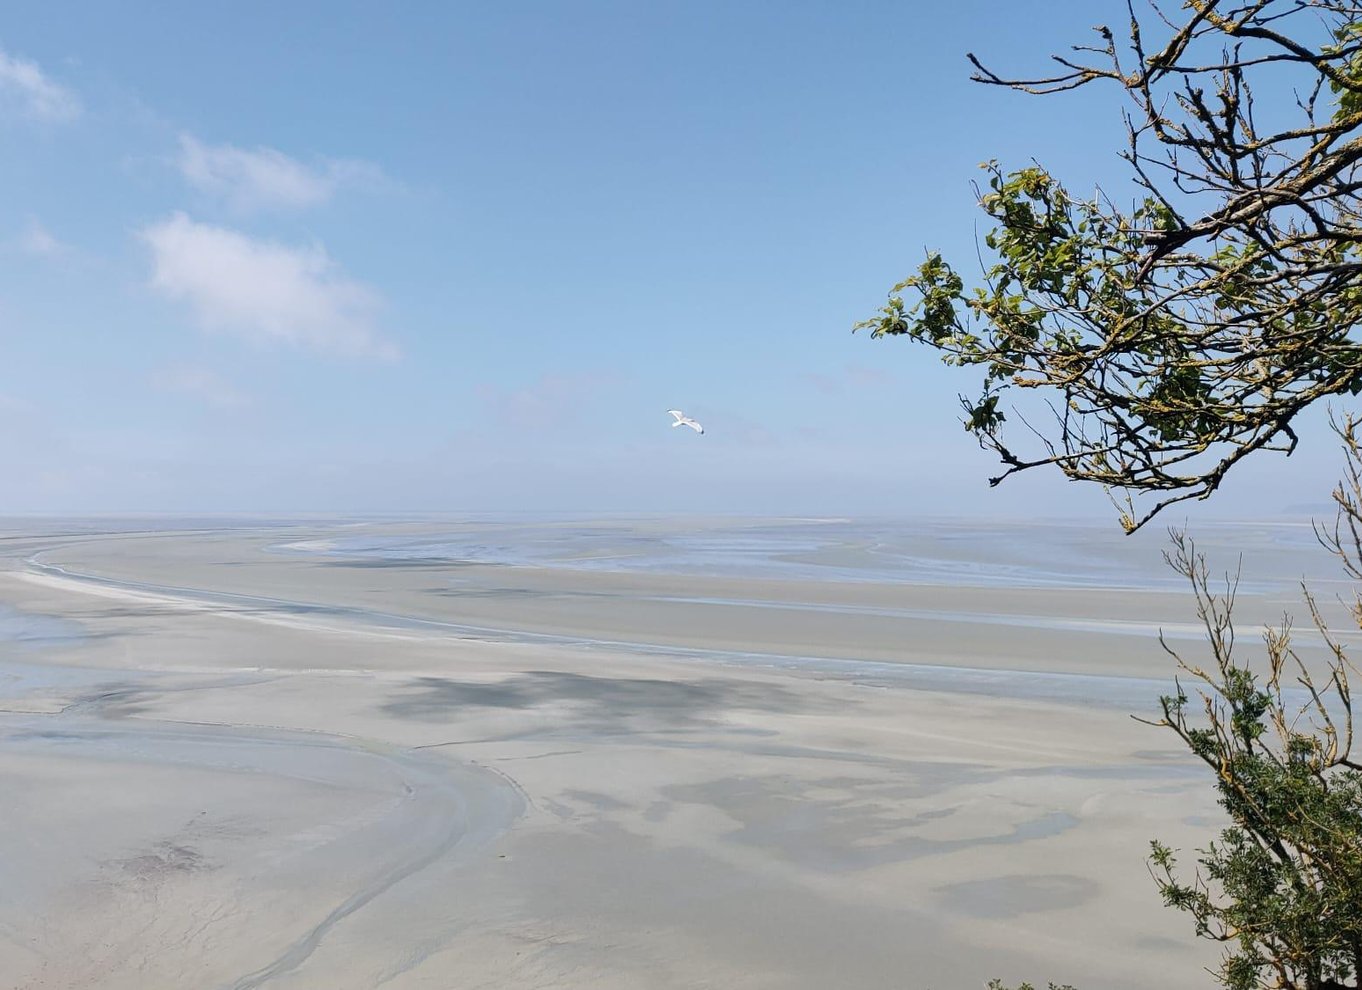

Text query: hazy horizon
(0, 1), (1340, 522)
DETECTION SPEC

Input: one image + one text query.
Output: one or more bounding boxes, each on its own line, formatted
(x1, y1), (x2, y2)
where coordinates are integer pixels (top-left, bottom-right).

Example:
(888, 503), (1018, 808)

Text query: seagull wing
(667, 410), (684, 422)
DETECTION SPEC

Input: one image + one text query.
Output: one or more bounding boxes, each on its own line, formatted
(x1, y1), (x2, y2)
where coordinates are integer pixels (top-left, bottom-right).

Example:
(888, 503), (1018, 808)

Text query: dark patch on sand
(382, 670), (828, 731)
(935, 873), (1099, 918)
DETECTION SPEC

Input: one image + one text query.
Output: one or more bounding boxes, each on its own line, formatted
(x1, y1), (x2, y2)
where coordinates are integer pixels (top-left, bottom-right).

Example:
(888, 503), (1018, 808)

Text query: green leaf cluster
(1149, 531), (1362, 990)
(855, 4), (1362, 530)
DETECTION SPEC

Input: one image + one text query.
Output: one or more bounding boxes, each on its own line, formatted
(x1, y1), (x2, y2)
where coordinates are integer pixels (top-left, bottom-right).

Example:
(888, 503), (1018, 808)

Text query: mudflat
(0, 517), (1311, 989)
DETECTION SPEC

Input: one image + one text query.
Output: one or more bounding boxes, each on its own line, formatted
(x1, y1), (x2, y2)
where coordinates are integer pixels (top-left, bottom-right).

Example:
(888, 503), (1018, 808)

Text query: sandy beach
(0, 516), (1304, 989)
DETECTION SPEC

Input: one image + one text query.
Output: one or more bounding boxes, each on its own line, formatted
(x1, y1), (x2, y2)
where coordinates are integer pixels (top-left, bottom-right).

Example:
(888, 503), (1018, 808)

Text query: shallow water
(0, 603), (108, 706)
(274, 517), (1339, 593)
(0, 674), (523, 990)
(0, 602), (87, 651)
(0, 523), (1265, 989)
(20, 553), (1196, 711)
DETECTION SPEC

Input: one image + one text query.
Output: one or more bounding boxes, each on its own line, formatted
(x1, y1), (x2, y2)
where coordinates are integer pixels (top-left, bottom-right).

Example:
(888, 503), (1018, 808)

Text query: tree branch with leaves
(1138, 414), (1362, 989)
(856, 1), (1362, 531)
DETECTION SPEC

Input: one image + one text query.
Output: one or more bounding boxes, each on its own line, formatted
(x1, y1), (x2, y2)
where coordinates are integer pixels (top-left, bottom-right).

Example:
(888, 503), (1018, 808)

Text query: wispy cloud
(177, 134), (383, 211)
(0, 48), (79, 121)
(845, 365), (893, 387)
(685, 406), (778, 446)
(151, 366), (251, 409)
(477, 372), (619, 429)
(18, 218), (68, 257)
(140, 212), (395, 359)
(0, 392), (36, 416)
(802, 364), (894, 395)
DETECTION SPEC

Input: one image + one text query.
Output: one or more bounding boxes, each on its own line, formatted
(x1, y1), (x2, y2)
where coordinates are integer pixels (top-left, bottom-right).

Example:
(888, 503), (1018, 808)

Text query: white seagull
(667, 409), (704, 435)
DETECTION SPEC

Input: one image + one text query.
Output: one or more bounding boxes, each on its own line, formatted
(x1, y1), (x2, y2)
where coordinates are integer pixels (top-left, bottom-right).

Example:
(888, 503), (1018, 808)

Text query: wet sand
(0, 519), (1270, 988)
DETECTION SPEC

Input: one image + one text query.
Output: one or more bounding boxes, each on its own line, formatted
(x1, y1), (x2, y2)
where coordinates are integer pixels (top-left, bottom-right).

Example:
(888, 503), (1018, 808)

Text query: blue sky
(0, 2), (1341, 520)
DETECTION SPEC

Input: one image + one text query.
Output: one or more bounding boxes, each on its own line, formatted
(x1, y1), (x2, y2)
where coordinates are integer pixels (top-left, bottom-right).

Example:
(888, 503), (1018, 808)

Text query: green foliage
(855, 3), (1362, 532)
(855, 7), (1362, 987)
(1146, 519), (1362, 990)
(1326, 22), (1362, 120)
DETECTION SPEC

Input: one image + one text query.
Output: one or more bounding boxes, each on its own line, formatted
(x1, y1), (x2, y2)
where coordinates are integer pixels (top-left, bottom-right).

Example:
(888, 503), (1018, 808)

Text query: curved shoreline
(2, 709), (524, 989)
(0, 566), (527, 989)
(0, 522), (1232, 990)
(20, 547), (1177, 710)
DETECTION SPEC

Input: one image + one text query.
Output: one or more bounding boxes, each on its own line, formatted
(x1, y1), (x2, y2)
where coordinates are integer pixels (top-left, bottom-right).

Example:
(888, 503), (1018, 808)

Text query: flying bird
(667, 409), (704, 435)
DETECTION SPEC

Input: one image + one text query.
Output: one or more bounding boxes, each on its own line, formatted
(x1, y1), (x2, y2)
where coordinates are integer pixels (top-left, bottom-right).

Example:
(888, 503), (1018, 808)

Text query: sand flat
(0, 520), (1257, 988)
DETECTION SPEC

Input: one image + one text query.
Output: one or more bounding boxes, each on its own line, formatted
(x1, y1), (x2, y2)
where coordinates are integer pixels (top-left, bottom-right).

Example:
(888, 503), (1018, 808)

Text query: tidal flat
(0, 516), (1331, 988)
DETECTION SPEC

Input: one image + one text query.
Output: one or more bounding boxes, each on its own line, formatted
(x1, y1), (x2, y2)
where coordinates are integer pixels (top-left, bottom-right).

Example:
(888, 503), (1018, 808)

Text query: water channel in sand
(1, 517), (1320, 988)
(0, 588), (522, 990)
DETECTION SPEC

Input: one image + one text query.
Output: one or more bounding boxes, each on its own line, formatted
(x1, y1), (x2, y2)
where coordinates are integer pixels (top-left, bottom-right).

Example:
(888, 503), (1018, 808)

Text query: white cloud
(151, 366), (250, 409)
(19, 218), (67, 257)
(140, 213), (395, 359)
(0, 48), (79, 121)
(177, 134), (382, 211)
